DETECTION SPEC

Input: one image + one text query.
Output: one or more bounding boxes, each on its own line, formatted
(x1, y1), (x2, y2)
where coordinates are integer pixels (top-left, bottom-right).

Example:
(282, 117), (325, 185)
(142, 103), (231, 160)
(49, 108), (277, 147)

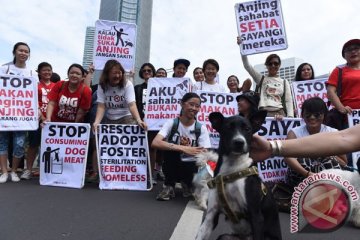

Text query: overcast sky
(0, 0), (359, 87)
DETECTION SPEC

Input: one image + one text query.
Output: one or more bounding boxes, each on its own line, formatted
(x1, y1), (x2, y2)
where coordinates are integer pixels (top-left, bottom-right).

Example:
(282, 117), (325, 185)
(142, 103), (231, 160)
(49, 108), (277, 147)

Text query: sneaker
(156, 186), (175, 201)
(181, 183), (192, 198)
(10, 172), (20, 182)
(20, 169), (32, 180)
(0, 173), (8, 183)
(175, 182), (182, 190)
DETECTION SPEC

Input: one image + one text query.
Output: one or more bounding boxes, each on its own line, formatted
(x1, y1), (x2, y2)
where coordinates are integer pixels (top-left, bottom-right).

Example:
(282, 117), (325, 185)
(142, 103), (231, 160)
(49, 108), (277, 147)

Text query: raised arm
(237, 36), (262, 84)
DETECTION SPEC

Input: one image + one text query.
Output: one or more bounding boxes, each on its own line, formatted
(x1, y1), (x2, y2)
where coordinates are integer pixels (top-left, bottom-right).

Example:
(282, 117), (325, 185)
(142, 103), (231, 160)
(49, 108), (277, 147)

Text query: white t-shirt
(159, 118), (211, 161)
(97, 81), (136, 120)
(193, 81), (226, 92)
(0, 63), (38, 81)
(290, 124), (337, 138)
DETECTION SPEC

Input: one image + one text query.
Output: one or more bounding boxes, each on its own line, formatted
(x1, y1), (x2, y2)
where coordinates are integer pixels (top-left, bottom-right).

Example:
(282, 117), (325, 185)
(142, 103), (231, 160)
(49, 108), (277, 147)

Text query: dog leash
(207, 166), (266, 224)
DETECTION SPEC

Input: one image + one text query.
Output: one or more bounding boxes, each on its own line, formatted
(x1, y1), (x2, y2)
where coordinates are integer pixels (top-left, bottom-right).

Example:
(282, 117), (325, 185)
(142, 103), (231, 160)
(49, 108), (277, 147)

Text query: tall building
(82, 26), (95, 71)
(82, 0), (153, 84)
(254, 57), (304, 82)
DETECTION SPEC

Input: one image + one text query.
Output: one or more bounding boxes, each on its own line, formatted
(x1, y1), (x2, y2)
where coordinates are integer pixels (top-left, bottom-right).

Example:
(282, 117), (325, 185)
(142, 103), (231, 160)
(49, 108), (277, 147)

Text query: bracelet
(269, 140), (283, 157)
(306, 171), (310, 177)
(169, 143), (174, 150)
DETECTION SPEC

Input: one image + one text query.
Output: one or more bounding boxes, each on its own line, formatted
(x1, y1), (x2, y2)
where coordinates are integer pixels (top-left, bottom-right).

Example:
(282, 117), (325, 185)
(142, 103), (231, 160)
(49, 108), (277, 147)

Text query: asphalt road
(0, 178), (359, 240)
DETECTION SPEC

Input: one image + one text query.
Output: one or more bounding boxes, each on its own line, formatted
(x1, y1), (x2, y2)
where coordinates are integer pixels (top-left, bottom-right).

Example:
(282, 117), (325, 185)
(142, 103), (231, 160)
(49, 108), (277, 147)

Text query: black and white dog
(196, 111), (282, 240)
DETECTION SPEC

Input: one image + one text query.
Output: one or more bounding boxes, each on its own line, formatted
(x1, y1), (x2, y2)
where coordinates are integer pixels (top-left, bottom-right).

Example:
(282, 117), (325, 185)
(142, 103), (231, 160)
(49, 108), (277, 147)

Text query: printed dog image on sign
(40, 123), (90, 189)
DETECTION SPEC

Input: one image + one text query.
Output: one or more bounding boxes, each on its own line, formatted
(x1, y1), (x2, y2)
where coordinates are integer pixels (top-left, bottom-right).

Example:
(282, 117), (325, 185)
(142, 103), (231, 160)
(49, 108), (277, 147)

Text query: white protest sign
(291, 78), (328, 116)
(235, 0), (287, 55)
(94, 19), (137, 71)
(347, 110), (360, 169)
(40, 123), (90, 188)
(97, 124), (150, 190)
(195, 91), (238, 149)
(145, 77), (190, 130)
(256, 117), (303, 183)
(0, 74), (38, 131)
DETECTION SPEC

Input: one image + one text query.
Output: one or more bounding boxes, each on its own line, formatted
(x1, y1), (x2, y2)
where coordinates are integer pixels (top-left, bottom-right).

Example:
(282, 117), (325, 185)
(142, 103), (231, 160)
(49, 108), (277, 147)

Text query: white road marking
(170, 201), (204, 240)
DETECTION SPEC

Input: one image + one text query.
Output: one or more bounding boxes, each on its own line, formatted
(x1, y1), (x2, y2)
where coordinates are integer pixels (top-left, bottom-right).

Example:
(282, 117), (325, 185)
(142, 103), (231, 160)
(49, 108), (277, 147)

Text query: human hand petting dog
(250, 134), (272, 161)
(181, 146), (206, 156)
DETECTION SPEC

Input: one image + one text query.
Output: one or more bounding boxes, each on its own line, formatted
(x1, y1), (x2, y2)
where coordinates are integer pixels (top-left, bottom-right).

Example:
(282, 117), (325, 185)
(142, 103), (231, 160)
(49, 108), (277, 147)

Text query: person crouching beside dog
(152, 92), (211, 201)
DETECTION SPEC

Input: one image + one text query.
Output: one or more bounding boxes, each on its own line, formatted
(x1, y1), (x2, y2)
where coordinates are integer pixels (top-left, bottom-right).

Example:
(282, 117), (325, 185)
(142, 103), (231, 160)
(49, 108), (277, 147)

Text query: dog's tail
(195, 151), (218, 167)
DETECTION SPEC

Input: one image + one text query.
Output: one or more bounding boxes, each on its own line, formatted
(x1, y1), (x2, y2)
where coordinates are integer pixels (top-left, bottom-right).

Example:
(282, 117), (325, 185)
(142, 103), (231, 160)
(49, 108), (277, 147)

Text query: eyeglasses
(142, 69), (152, 73)
(267, 62), (280, 67)
(345, 46), (360, 53)
(186, 102), (201, 109)
(304, 112), (324, 119)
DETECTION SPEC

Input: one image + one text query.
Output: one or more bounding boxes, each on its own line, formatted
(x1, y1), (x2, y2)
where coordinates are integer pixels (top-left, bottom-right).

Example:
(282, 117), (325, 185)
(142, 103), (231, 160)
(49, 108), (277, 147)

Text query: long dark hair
(295, 63), (315, 81)
(12, 42), (30, 64)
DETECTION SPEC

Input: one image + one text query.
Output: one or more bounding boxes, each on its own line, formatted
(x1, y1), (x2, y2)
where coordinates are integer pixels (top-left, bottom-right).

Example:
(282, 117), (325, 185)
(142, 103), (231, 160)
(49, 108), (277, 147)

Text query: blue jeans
(0, 131), (26, 158)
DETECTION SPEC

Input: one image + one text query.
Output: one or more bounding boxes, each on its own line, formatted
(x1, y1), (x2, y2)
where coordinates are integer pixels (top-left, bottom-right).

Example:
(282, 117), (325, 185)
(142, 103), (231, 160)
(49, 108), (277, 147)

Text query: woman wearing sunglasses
(237, 37), (294, 119)
(284, 97), (347, 187)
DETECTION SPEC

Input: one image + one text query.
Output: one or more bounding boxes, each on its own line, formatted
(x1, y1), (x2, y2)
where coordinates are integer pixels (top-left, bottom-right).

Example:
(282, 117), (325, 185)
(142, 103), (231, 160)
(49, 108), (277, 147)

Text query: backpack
(167, 117), (202, 147)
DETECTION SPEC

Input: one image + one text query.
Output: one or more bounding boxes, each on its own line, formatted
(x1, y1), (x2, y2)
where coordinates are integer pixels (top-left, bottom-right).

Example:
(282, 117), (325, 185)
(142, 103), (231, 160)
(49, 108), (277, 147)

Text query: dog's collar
(207, 166), (262, 224)
(207, 166), (258, 189)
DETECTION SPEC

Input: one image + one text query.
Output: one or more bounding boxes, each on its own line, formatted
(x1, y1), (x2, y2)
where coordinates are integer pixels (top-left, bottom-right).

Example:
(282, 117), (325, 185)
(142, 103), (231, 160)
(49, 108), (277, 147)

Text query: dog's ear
(209, 112), (224, 132)
(250, 110), (267, 133)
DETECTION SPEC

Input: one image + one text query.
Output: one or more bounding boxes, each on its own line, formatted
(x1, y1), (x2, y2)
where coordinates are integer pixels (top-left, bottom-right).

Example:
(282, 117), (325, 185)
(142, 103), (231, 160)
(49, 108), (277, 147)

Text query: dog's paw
(194, 197), (207, 211)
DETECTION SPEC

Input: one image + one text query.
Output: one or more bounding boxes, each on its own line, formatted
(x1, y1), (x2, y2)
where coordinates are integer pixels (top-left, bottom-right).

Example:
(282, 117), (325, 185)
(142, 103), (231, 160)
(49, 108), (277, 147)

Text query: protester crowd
(1, 39), (360, 207)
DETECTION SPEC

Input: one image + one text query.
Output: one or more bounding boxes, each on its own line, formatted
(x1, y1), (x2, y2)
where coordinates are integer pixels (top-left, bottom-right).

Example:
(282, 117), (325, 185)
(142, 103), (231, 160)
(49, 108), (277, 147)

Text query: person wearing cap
(236, 91), (260, 119)
(326, 39), (360, 116)
(173, 58), (190, 78)
(193, 59), (226, 92)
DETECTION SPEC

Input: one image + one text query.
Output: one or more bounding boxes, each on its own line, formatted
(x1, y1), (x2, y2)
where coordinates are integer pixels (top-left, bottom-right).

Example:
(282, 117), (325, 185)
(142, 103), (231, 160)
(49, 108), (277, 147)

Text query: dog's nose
(232, 138), (245, 149)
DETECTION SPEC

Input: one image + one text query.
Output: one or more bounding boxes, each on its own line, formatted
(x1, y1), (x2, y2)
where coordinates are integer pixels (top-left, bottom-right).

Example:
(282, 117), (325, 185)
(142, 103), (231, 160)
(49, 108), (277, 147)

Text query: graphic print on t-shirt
(57, 95), (79, 121)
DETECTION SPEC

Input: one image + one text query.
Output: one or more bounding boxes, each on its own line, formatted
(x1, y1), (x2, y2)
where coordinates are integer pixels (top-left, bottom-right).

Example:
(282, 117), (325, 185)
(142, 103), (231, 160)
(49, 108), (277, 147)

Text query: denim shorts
(0, 131), (26, 158)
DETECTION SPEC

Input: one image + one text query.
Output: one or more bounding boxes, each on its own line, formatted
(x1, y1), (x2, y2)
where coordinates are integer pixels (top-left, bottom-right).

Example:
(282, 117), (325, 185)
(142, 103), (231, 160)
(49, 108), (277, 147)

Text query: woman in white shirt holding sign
(0, 42), (35, 183)
(152, 92), (211, 201)
(93, 59), (146, 129)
